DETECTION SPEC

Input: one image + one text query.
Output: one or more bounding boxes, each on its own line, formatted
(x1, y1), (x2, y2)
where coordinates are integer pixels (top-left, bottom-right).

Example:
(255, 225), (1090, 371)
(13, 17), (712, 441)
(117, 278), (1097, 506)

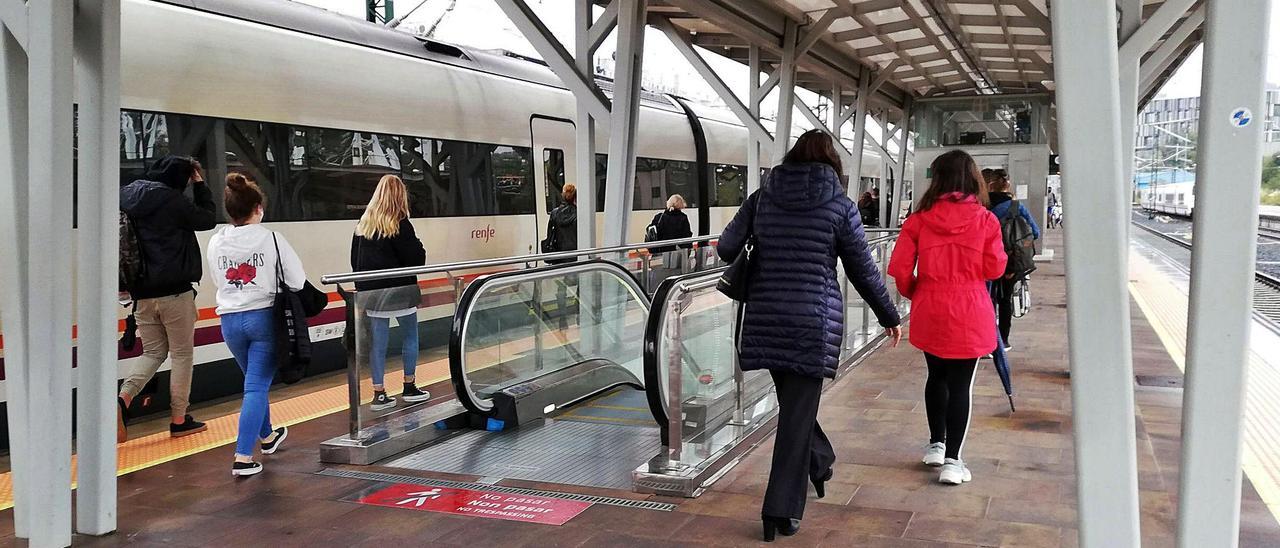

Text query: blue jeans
(221, 308), (275, 457)
(369, 311), (420, 387)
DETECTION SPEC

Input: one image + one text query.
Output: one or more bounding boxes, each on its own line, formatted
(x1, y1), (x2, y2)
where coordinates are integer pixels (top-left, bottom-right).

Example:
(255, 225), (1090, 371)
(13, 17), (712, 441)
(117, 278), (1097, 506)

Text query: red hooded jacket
(889, 193), (1007, 359)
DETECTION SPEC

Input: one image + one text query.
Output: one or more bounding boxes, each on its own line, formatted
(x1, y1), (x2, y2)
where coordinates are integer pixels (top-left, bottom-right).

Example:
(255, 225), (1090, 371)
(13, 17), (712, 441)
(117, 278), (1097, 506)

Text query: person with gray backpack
(983, 169), (1040, 351)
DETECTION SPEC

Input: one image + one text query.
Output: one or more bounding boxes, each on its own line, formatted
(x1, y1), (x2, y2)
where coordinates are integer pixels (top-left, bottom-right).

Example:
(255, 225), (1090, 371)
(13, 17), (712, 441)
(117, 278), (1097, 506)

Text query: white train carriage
(1141, 180), (1196, 217)
(0, 0), (890, 434)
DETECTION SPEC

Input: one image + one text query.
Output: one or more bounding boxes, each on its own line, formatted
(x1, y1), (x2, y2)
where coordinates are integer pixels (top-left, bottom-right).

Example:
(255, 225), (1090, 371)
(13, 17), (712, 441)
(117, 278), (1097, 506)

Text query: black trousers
(924, 354), (978, 460)
(762, 370), (834, 520)
(995, 277), (1016, 346)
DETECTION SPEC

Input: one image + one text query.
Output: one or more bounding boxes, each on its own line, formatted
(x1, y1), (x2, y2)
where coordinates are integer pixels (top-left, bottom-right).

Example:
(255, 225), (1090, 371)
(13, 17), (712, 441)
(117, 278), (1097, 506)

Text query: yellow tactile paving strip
(1129, 248), (1280, 524)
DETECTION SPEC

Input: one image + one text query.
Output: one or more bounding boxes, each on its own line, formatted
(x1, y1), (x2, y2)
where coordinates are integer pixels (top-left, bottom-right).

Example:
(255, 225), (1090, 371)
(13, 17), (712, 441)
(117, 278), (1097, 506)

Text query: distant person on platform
(543, 183), (578, 265)
(646, 194), (694, 276)
(351, 175), (430, 411)
(984, 169), (1040, 351)
(118, 156), (216, 443)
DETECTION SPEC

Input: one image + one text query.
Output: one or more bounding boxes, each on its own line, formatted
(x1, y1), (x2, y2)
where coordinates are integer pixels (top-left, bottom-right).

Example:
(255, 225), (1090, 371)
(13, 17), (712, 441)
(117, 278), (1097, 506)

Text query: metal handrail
(320, 234), (722, 285)
(321, 228), (900, 285)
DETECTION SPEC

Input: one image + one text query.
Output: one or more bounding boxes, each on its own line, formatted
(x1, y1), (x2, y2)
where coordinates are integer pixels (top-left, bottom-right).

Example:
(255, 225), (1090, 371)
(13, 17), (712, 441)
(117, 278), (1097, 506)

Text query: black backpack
(1000, 200), (1037, 280)
(119, 211), (147, 293)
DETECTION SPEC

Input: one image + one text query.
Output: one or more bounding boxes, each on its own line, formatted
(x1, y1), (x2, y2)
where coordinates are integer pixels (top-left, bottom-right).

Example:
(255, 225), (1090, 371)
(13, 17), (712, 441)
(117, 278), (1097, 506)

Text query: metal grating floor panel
(382, 419), (661, 490)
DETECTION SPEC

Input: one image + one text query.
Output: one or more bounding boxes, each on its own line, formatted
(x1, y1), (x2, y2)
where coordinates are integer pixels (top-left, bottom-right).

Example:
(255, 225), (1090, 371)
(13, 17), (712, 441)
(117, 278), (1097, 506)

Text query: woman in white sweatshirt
(207, 173), (307, 477)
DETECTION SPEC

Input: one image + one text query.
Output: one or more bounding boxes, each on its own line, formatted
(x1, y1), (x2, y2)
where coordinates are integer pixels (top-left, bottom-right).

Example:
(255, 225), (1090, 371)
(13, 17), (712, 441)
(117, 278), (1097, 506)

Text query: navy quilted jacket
(718, 163), (901, 379)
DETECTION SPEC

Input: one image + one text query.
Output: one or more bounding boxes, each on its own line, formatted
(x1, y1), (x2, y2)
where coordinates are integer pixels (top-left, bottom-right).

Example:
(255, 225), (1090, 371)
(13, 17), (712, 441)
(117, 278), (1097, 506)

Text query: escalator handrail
(448, 258), (652, 415)
(641, 233), (901, 435)
(642, 267), (728, 431)
(321, 234), (722, 285)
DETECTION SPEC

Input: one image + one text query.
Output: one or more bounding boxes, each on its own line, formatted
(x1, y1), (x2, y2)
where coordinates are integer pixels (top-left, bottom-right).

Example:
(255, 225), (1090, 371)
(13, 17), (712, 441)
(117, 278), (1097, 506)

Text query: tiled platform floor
(6, 231), (1280, 546)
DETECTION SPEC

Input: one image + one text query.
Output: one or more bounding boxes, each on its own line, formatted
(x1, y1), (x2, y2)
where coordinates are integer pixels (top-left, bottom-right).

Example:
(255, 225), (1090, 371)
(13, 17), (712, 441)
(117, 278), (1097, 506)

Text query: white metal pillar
(893, 98), (913, 229)
(575, 0), (606, 250)
(747, 45), (763, 193)
(1177, 0), (1272, 545)
(1117, 0), (1141, 205)
(878, 114), (892, 227)
(1050, 1), (1143, 546)
(18, 1), (76, 545)
(73, 0), (121, 536)
(0, 11), (34, 540)
(601, 0), (646, 246)
(771, 20), (798, 163)
(847, 65), (870, 197)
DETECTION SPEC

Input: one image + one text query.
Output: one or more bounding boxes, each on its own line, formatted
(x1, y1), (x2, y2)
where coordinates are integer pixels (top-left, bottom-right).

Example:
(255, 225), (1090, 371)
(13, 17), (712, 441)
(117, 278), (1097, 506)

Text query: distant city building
(1137, 87), (1280, 147)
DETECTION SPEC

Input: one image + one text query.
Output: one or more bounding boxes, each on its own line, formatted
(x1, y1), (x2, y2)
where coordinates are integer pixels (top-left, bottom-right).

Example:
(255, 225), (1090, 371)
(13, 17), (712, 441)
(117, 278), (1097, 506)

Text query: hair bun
(225, 172), (249, 190)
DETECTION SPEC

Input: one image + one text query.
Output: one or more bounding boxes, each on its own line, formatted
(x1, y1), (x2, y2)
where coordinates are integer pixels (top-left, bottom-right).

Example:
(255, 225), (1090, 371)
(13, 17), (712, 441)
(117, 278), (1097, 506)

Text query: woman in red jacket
(888, 149), (1007, 486)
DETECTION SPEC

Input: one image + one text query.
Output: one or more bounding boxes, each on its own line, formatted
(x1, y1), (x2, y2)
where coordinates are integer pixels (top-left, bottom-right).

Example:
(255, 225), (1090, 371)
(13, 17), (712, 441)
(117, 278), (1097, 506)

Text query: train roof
(154, 0), (717, 119)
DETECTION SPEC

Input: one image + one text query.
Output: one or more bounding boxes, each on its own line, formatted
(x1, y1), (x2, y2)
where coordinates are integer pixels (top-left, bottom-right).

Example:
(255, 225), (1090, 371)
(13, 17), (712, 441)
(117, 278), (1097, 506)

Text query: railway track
(1131, 221), (1280, 330)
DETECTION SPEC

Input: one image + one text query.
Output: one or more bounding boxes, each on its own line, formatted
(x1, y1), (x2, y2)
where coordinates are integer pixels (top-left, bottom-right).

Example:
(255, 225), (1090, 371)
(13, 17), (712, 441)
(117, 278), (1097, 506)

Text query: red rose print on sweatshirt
(225, 262), (258, 289)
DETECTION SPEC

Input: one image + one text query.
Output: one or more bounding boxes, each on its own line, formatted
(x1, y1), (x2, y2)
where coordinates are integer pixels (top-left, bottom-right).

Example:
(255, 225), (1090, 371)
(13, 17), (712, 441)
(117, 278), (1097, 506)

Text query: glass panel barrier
(452, 260), (650, 415)
(641, 233), (903, 486)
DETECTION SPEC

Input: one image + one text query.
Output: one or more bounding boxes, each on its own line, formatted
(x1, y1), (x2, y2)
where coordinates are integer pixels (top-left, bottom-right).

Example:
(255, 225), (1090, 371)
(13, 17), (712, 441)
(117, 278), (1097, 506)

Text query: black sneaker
(260, 426), (288, 455)
(401, 383), (431, 404)
(170, 415), (208, 437)
(371, 391), (396, 411)
(117, 397), (128, 443)
(232, 461), (262, 477)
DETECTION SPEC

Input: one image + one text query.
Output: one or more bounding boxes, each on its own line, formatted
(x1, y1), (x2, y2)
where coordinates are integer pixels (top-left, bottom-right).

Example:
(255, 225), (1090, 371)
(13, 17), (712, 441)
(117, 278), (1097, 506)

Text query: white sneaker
(939, 458), (972, 485)
(1004, 344), (1014, 352)
(922, 442), (946, 466)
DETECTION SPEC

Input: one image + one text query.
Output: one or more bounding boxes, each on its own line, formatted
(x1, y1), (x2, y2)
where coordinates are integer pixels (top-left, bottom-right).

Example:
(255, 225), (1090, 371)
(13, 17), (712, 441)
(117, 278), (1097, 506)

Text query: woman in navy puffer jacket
(719, 130), (902, 541)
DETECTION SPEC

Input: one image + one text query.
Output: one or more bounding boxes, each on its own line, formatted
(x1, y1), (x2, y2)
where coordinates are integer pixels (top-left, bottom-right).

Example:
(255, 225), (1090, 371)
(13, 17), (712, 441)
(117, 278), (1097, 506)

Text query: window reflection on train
(121, 110), (748, 223)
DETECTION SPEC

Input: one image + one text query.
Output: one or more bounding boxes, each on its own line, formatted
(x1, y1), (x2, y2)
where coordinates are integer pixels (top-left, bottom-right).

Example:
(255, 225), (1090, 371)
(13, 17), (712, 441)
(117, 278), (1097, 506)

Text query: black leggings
(924, 354), (979, 460)
(995, 278), (1016, 346)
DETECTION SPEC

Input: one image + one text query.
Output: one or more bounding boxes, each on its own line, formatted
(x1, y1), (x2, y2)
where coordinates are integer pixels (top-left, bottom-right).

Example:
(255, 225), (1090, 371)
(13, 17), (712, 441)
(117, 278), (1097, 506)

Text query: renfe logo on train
(471, 225), (496, 242)
(354, 483), (590, 525)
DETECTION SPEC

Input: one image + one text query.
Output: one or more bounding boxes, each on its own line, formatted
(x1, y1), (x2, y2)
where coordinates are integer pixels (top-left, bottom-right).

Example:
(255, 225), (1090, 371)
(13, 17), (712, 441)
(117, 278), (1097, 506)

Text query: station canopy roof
(641, 0), (1205, 120)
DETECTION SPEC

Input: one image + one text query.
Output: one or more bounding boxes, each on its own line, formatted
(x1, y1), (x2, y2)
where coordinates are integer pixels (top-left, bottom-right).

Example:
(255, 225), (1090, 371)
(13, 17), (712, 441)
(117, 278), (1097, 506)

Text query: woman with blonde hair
(351, 175), (428, 410)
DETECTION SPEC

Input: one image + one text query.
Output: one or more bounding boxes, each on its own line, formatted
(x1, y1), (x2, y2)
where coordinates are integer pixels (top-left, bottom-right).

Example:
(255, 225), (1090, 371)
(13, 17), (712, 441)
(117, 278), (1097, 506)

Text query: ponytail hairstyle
(224, 172), (265, 225)
(916, 149), (989, 212)
(357, 174), (410, 239)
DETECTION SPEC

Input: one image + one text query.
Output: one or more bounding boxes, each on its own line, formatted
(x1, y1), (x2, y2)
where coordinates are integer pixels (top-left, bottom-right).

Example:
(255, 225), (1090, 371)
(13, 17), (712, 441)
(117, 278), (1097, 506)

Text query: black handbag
(717, 192), (760, 301)
(272, 233), (318, 384)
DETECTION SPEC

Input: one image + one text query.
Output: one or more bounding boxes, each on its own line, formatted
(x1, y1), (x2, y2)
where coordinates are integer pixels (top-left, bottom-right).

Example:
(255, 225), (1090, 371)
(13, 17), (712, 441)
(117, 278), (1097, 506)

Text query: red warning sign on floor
(355, 483), (591, 526)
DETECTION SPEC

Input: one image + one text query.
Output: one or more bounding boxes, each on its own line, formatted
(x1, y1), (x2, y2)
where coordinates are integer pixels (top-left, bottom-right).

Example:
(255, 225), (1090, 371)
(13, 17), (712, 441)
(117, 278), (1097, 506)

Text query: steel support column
(73, 0), (122, 535)
(601, 0), (646, 246)
(893, 98), (912, 229)
(1177, 0), (1272, 545)
(748, 44), (763, 193)
(0, 11), (33, 540)
(878, 114), (892, 227)
(16, 1), (76, 545)
(1050, 1), (1142, 546)
(575, 0), (604, 250)
(1138, 7), (1205, 94)
(772, 20), (798, 163)
(847, 65), (870, 197)
(1118, 0), (1141, 205)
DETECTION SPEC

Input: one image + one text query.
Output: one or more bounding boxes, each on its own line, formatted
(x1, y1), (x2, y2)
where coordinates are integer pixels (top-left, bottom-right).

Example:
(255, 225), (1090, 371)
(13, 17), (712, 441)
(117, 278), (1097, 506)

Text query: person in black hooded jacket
(117, 155), (217, 442)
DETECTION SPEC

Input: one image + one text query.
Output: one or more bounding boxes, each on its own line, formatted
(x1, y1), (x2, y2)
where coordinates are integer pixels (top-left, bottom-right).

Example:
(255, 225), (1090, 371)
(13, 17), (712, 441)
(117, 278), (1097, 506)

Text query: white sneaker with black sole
(938, 458), (972, 485)
(232, 461), (262, 477)
(922, 442), (946, 467)
(401, 383), (431, 404)
(260, 426), (288, 455)
(371, 391), (396, 411)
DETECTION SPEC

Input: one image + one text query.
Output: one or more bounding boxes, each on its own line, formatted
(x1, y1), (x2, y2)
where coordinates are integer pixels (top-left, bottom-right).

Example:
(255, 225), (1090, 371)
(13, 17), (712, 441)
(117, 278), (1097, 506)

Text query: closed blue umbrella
(988, 282), (1016, 412)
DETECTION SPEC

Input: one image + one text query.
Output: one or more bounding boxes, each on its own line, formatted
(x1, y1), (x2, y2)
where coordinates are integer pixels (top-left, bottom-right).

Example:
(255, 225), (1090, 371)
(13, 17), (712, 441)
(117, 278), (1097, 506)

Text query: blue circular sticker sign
(1230, 108), (1253, 128)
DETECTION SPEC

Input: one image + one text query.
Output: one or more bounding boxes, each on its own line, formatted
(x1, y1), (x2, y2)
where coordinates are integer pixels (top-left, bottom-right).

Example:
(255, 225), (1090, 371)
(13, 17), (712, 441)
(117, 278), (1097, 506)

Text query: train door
(530, 117), (578, 252)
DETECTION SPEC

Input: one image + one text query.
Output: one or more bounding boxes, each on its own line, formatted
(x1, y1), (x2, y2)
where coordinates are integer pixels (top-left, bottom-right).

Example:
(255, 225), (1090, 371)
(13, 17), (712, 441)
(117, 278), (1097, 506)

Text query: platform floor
(6, 230), (1280, 547)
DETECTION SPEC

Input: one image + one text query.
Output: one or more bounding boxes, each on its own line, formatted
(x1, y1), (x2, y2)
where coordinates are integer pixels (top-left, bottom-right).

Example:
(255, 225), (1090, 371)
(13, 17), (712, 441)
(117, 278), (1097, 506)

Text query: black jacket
(545, 203), (578, 265)
(647, 208), (693, 253)
(119, 157), (216, 299)
(351, 219), (427, 292)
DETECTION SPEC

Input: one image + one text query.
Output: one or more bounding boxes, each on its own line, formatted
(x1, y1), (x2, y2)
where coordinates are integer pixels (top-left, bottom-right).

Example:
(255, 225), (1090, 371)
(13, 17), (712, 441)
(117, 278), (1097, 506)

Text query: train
(1140, 180), (1196, 217)
(0, 0), (891, 439)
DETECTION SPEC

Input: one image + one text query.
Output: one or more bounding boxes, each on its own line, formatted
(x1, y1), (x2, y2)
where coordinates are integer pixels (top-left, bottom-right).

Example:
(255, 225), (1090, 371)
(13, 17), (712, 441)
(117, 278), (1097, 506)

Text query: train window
(293, 129), (400, 220)
(543, 149), (566, 212)
(492, 146), (534, 215)
(596, 154), (608, 212)
(712, 164), (746, 206)
(633, 157), (697, 210)
(119, 111), (221, 216)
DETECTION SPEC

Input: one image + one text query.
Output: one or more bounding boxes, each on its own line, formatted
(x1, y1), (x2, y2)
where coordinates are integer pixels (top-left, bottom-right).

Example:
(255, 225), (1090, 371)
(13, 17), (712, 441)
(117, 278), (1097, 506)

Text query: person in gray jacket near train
(117, 156), (216, 442)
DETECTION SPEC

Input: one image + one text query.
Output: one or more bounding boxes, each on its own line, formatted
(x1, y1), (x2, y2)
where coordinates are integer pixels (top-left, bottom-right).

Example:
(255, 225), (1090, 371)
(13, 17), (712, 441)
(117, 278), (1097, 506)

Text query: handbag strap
(272, 232), (285, 294)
